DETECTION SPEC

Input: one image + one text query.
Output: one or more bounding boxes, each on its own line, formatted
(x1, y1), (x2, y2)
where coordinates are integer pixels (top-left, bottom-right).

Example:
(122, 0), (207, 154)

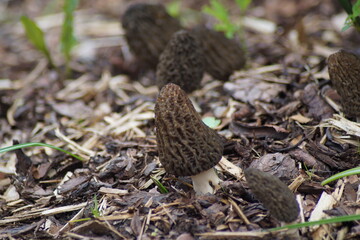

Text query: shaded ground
(0, 0), (360, 239)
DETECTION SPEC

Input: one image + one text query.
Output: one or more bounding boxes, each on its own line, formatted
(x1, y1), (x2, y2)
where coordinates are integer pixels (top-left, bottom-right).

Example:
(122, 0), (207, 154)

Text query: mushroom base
(191, 168), (221, 194)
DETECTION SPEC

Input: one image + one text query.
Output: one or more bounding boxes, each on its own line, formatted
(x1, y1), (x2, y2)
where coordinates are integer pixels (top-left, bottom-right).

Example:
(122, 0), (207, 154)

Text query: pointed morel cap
(245, 168), (299, 223)
(121, 3), (182, 69)
(156, 30), (205, 93)
(191, 26), (246, 81)
(328, 50), (360, 119)
(155, 83), (223, 176)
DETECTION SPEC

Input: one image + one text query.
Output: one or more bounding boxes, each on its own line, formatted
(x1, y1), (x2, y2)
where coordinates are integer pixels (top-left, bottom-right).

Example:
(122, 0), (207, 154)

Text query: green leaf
(341, 21), (352, 31)
(0, 142), (83, 161)
(202, 0), (237, 38)
(150, 176), (169, 194)
(338, 0), (354, 14)
(20, 16), (54, 67)
(202, 0), (230, 24)
(202, 116), (221, 128)
(166, 0), (181, 18)
(61, 0), (78, 63)
(321, 167), (360, 185)
(341, 14), (359, 32)
(235, 0), (252, 11)
(352, 0), (360, 17)
(269, 214), (360, 231)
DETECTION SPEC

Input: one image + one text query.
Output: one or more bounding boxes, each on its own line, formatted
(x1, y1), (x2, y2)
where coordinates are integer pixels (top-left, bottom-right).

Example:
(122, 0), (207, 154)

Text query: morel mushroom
(191, 26), (246, 81)
(156, 30), (205, 93)
(328, 50), (360, 121)
(155, 83), (224, 194)
(121, 3), (182, 69)
(244, 168), (299, 223)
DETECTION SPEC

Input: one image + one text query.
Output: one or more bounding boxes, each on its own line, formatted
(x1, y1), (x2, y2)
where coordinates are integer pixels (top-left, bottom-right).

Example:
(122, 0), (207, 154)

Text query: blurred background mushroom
(121, 3), (182, 70)
(191, 26), (246, 81)
(156, 30), (205, 93)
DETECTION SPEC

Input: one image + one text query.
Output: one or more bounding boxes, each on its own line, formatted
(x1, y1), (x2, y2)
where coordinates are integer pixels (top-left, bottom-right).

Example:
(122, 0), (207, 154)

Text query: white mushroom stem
(191, 168), (221, 194)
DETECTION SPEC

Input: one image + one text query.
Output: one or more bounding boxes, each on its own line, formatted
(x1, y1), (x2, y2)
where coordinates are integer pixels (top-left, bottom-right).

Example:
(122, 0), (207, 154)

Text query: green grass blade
(20, 16), (55, 68)
(0, 142), (83, 161)
(91, 194), (101, 218)
(269, 214), (360, 231)
(150, 176), (169, 194)
(69, 218), (91, 223)
(61, 0), (78, 64)
(321, 167), (360, 185)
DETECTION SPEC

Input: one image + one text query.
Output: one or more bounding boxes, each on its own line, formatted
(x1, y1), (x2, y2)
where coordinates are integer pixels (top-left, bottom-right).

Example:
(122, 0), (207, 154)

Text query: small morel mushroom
(156, 30), (205, 93)
(121, 3), (182, 69)
(328, 50), (360, 121)
(191, 26), (246, 81)
(244, 168), (299, 223)
(155, 83), (224, 194)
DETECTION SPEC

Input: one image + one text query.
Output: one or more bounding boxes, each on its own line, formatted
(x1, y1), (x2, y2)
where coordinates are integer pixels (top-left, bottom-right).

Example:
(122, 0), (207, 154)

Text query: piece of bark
(191, 26), (246, 81)
(249, 153), (299, 181)
(305, 141), (358, 170)
(156, 30), (204, 93)
(328, 50), (360, 119)
(289, 148), (329, 172)
(300, 83), (334, 121)
(121, 3), (182, 69)
(13, 140), (33, 179)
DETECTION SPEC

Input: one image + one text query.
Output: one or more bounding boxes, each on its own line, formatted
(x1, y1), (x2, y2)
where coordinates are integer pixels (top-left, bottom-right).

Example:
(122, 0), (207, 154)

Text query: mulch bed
(0, 1), (360, 239)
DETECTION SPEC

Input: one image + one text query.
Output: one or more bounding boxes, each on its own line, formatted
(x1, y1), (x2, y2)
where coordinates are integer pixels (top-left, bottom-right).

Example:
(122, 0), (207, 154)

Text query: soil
(0, 1), (360, 239)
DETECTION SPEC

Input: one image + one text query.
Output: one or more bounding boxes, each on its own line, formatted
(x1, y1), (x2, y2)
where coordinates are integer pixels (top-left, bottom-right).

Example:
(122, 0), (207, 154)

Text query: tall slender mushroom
(155, 83), (224, 194)
(156, 30), (205, 93)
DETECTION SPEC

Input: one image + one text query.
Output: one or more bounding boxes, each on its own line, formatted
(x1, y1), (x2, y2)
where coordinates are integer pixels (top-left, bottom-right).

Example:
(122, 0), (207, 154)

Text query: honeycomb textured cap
(121, 3), (182, 69)
(155, 83), (224, 176)
(156, 30), (205, 93)
(244, 168), (299, 222)
(328, 50), (360, 118)
(191, 26), (246, 81)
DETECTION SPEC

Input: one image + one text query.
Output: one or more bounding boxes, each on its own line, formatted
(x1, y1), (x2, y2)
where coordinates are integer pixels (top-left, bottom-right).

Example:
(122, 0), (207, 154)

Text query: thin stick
(228, 198), (251, 225)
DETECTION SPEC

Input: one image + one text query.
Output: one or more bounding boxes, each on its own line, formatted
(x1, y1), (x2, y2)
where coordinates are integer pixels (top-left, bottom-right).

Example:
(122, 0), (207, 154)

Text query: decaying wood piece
(328, 50), (360, 120)
(156, 30), (205, 93)
(121, 3), (182, 69)
(191, 26), (246, 81)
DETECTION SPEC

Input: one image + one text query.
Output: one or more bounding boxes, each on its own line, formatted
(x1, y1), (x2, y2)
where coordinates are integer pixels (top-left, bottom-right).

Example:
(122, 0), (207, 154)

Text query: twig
(228, 198), (251, 225)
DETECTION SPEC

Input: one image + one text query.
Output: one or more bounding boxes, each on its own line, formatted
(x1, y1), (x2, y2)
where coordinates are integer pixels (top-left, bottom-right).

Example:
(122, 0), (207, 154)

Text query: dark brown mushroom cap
(121, 3), (182, 69)
(244, 168), (299, 223)
(190, 26), (246, 81)
(328, 50), (360, 118)
(156, 30), (205, 93)
(155, 83), (224, 176)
